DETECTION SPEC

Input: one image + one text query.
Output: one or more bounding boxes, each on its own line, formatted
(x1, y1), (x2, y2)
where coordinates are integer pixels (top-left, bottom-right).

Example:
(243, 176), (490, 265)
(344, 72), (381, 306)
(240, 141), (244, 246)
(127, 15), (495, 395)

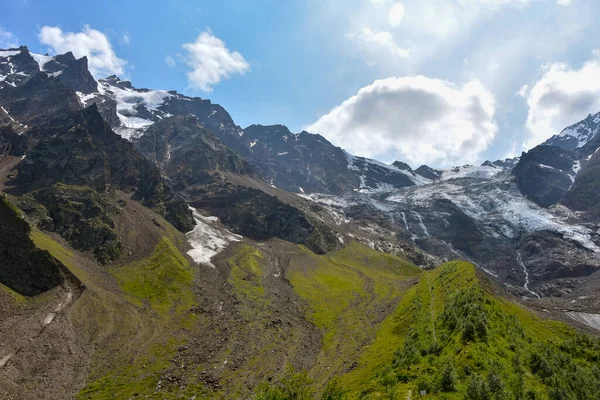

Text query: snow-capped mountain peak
(543, 111), (600, 150)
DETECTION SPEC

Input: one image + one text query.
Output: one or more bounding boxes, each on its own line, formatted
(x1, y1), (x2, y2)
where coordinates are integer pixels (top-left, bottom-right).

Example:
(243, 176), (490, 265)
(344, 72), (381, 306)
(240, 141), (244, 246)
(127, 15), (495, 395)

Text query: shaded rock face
(563, 148), (600, 220)
(242, 125), (359, 194)
(32, 184), (123, 263)
(15, 106), (194, 233)
(0, 196), (64, 296)
(415, 165), (442, 181)
(135, 115), (251, 189)
(513, 145), (576, 208)
(43, 52), (98, 94)
(543, 112), (600, 151)
(158, 95), (252, 158)
(0, 47), (97, 94)
(187, 182), (338, 254)
(520, 231), (600, 284)
(0, 47), (40, 90)
(0, 73), (81, 126)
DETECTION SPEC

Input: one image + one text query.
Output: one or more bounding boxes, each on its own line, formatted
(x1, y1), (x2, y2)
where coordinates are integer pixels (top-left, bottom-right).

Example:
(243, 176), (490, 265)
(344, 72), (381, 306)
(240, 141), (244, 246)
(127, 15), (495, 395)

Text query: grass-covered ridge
(344, 261), (600, 399)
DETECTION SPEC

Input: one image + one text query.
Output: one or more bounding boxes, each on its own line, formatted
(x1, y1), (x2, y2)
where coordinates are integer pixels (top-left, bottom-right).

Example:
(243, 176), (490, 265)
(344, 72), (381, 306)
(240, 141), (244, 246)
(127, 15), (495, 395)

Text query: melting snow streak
(186, 207), (241, 268)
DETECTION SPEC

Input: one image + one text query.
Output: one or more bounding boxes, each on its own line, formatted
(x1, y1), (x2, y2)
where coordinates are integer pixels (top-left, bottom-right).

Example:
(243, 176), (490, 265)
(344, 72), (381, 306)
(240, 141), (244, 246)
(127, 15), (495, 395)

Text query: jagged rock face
(513, 145), (577, 208)
(305, 169), (600, 295)
(42, 52), (98, 94)
(0, 46), (97, 94)
(543, 112), (600, 151)
(483, 157), (519, 170)
(243, 125), (359, 194)
(563, 148), (600, 219)
(187, 182), (338, 254)
(0, 73), (81, 126)
(136, 115), (251, 189)
(32, 184), (123, 263)
(520, 231), (600, 284)
(414, 165), (443, 181)
(0, 47), (40, 90)
(159, 95), (251, 158)
(0, 195), (64, 296)
(15, 106), (194, 233)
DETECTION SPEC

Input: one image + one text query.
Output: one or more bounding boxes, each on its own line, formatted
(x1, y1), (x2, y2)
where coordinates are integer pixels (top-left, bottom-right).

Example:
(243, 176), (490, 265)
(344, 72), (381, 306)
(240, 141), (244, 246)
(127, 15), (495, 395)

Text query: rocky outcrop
(136, 115), (251, 189)
(31, 184), (123, 263)
(513, 145), (576, 207)
(520, 231), (600, 283)
(188, 182), (338, 254)
(15, 105), (194, 233)
(563, 147), (600, 220)
(0, 72), (81, 126)
(415, 165), (442, 181)
(0, 195), (65, 296)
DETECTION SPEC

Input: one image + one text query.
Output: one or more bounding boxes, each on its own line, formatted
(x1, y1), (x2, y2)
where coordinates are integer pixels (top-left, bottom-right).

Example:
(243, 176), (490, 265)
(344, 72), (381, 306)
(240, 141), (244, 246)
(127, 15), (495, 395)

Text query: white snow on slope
(97, 79), (173, 134)
(568, 312), (600, 331)
(30, 53), (54, 71)
(186, 207), (241, 268)
(344, 150), (431, 187)
(385, 176), (600, 252)
(441, 165), (502, 181)
(0, 50), (21, 57)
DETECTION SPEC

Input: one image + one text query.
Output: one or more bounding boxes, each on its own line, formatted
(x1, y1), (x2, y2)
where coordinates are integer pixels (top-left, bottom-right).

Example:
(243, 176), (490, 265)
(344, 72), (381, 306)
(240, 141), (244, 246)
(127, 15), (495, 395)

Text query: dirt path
(0, 285), (75, 370)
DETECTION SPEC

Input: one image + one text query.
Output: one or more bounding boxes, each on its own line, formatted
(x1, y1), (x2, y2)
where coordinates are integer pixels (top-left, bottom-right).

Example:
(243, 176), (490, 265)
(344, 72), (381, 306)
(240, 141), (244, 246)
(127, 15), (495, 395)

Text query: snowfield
(186, 207), (241, 268)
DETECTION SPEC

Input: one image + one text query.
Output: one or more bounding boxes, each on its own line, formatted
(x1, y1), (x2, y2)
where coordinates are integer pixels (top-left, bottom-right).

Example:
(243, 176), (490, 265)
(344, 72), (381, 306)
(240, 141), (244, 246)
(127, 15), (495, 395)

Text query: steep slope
(72, 71), (429, 194)
(513, 145), (578, 207)
(0, 195), (66, 296)
(340, 261), (600, 399)
(304, 165), (600, 296)
(4, 105), (195, 258)
(543, 111), (600, 151)
(135, 114), (251, 189)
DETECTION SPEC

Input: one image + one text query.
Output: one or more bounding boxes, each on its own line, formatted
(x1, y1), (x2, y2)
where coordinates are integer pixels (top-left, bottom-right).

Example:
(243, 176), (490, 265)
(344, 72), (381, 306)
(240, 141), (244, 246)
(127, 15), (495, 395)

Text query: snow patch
(568, 312), (600, 331)
(0, 50), (21, 57)
(30, 53), (54, 71)
(186, 207), (241, 268)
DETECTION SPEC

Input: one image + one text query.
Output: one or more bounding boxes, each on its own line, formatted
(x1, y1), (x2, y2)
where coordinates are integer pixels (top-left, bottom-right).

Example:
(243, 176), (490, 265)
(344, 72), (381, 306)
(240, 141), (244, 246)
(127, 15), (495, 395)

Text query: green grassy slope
(286, 241), (422, 387)
(340, 261), (600, 400)
(77, 236), (204, 399)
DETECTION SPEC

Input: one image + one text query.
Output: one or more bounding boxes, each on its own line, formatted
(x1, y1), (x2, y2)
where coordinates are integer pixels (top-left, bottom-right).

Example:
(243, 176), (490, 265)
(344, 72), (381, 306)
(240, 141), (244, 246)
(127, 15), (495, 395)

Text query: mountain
(2, 45), (600, 400)
(543, 111), (600, 151)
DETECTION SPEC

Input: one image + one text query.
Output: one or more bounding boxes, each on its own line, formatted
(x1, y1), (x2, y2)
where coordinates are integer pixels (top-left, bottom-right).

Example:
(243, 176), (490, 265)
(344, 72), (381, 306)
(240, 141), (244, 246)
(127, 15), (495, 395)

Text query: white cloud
(0, 27), (18, 48)
(307, 76), (497, 167)
(347, 27), (410, 63)
(166, 55), (176, 67)
(557, 0), (571, 5)
(388, 3), (406, 27)
(122, 32), (130, 45)
(524, 52), (600, 149)
(38, 25), (127, 77)
(181, 29), (250, 92)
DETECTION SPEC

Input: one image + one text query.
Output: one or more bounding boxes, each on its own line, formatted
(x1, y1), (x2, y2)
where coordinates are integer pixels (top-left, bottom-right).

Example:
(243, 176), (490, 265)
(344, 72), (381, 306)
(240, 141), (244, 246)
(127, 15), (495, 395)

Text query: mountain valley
(1, 45), (600, 400)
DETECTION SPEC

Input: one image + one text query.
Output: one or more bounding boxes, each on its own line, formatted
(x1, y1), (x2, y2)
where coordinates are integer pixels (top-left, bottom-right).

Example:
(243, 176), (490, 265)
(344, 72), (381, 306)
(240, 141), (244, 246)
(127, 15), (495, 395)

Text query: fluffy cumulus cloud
(38, 25), (126, 77)
(307, 77), (497, 167)
(523, 52), (600, 149)
(0, 27), (18, 48)
(182, 29), (250, 92)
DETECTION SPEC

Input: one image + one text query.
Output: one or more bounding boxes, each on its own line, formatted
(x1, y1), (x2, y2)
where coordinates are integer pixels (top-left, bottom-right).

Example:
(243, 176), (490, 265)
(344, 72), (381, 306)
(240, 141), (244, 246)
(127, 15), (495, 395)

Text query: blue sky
(2, 0), (600, 167)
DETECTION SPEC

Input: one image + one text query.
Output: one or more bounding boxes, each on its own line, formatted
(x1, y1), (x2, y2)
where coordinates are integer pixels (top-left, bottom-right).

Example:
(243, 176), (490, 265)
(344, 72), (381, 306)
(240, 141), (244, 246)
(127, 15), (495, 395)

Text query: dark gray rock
(513, 145), (576, 207)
